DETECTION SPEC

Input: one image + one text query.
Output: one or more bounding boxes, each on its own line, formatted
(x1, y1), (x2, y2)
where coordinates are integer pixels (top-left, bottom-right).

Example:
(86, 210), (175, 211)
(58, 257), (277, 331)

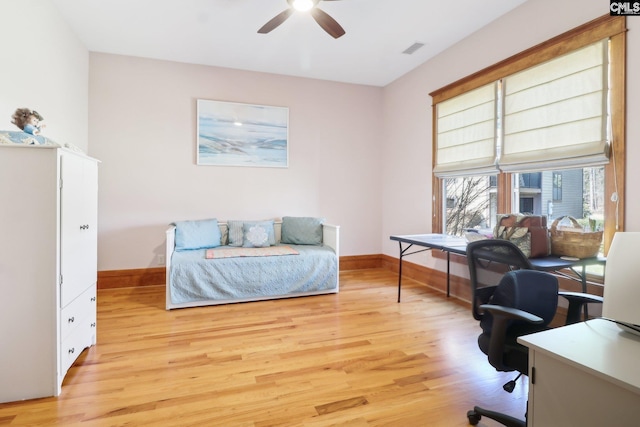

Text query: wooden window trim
(430, 15), (626, 256)
(429, 15), (625, 103)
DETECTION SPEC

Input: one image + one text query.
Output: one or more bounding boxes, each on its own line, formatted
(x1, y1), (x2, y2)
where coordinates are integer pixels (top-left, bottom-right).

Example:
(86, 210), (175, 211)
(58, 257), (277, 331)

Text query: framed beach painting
(197, 99), (289, 167)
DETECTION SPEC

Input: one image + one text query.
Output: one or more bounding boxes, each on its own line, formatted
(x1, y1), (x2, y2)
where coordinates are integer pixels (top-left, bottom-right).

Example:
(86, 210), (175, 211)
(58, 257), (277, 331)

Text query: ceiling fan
(258, 0), (346, 39)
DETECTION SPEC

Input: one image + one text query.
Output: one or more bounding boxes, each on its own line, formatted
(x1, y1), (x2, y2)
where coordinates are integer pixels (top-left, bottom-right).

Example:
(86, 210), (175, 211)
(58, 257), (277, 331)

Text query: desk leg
(397, 242), (403, 303)
(447, 251), (451, 297)
(395, 242), (433, 302)
(582, 264), (589, 319)
(570, 264), (590, 320)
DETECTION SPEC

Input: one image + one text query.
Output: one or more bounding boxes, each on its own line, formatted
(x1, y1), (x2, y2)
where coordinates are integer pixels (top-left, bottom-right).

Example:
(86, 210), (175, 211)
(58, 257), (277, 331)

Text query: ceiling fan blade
(258, 8), (294, 34)
(310, 7), (345, 39)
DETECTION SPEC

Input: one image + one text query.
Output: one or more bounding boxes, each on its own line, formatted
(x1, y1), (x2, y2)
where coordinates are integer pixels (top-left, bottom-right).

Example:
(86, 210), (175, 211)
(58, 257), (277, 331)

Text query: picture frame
(196, 99), (289, 167)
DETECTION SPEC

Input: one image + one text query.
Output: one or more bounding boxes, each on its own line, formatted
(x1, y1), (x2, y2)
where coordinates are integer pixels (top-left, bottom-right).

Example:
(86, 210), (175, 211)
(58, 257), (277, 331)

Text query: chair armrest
(480, 304), (543, 372)
(480, 304), (544, 324)
(559, 291), (604, 304)
(559, 292), (604, 325)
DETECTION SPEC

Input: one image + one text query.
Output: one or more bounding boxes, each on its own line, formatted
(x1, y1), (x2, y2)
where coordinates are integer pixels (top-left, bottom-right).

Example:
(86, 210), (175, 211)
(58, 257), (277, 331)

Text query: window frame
(430, 15), (626, 255)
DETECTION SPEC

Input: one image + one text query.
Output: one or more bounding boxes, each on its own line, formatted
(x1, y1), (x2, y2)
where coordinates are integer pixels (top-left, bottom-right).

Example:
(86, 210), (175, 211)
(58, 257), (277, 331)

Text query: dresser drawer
(60, 284), (96, 341)
(60, 319), (95, 375)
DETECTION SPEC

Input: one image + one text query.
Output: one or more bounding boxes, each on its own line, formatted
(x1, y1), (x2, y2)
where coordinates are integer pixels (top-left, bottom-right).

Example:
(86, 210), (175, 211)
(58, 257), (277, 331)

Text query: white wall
(0, 1), (88, 151)
(381, 0), (640, 277)
(89, 54), (384, 270)
(3, 0), (638, 275)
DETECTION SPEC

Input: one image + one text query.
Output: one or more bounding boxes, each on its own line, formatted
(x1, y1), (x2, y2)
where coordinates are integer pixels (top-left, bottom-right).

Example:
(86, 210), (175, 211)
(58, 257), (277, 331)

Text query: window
(520, 197), (534, 214)
(444, 175), (494, 235)
(431, 15), (626, 255)
(553, 172), (562, 201)
(521, 173), (541, 189)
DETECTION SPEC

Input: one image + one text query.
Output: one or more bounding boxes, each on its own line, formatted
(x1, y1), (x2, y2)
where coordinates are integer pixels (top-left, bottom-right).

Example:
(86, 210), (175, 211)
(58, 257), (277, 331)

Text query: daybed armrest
(322, 223), (340, 257)
(165, 225), (176, 310)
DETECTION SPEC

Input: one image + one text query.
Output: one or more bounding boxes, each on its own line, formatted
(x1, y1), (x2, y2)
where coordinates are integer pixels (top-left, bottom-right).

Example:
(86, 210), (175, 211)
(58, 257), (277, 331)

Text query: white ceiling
(51, 0), (528, 87)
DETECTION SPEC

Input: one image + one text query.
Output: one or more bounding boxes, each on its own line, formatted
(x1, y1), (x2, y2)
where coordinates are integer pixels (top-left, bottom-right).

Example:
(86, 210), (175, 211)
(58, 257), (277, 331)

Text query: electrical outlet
(158, 255), (165, 265)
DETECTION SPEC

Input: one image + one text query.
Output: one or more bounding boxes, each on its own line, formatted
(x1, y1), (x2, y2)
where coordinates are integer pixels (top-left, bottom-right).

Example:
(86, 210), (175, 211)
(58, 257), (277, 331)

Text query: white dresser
(0, 145), (98, 403)
(518, 318), (640, 427)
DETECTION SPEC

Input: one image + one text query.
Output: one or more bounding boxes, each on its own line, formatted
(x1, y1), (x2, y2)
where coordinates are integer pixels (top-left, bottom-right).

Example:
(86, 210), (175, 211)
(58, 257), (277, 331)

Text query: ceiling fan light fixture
(292, 0), (314, 12)
(258, 0), (344, 38)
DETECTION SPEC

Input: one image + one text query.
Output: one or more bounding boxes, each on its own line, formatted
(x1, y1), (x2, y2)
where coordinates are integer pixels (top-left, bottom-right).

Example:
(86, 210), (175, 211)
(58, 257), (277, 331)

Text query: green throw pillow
(280, 216), (324, 245)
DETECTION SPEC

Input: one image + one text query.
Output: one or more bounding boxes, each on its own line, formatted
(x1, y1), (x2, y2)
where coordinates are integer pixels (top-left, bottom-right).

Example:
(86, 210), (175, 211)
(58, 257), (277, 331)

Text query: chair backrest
(479, 270), (559, 337)
(466, 239), (534, 321)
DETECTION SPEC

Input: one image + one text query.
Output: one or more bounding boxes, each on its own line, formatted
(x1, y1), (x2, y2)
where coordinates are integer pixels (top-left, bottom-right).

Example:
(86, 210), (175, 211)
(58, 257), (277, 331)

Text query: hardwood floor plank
(0, 269), (529, 426)
(315, 396), (369, 415)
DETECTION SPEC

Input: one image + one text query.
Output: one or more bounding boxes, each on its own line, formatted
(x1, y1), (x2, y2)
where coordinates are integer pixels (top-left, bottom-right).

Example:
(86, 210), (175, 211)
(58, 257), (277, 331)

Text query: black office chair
(465, 239), (603, 426)
(467, 239), (602, 325)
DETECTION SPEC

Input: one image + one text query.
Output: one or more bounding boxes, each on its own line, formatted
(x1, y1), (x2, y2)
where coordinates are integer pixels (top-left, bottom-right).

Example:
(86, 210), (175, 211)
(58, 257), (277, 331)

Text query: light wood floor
(0, 269), (528, 426)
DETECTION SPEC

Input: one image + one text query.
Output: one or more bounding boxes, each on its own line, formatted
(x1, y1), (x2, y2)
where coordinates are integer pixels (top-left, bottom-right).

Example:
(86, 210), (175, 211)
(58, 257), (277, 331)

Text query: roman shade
(434, 82), (498, 178)
(500, 40), (609, 172)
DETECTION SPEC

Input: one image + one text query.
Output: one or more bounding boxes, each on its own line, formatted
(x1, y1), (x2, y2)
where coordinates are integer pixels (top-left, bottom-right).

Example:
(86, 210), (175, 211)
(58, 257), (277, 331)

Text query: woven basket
(550, 216), (602, 258)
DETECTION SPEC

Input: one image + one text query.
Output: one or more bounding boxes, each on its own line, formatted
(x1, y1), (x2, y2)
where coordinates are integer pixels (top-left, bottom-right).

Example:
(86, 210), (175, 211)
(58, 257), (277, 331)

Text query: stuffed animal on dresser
(11, 108), (45, 135)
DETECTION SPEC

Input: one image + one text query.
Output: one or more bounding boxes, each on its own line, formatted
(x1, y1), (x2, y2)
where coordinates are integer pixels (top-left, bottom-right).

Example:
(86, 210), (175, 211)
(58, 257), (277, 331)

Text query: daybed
(165, 217), (339, 310)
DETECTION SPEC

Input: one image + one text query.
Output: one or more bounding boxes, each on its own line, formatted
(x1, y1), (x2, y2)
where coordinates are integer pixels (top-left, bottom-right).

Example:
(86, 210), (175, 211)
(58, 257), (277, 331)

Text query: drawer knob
(91, 297), (96, 302)
(68, 348), (75, 354)
(68, 316), (75, 323)
(91, 322), (96, 328)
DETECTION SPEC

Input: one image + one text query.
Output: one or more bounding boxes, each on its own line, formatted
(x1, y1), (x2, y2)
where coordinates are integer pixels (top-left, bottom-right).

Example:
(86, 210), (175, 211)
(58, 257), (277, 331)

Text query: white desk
(518, 319), (640, 427)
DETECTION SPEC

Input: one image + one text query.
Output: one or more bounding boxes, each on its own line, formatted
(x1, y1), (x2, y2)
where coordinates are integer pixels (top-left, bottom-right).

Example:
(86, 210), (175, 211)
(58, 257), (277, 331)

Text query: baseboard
(98, 254), (385, 289)
(95, 255), (588, 324)
(96, 255), (462, 292)
(98, 253), (599, 303)
(339, 254), (384, 270)
(97, 267), (166, 289)
(97, 256), (469, 295)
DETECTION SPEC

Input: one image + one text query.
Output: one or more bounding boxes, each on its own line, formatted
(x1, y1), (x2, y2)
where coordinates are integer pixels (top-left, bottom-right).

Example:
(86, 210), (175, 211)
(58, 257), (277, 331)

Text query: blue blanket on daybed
(169, 244), (337, 304)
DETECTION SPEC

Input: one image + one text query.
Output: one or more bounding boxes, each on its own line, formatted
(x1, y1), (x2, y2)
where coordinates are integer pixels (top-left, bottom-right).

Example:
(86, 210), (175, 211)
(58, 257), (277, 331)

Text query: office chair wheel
(467, 409), (481, 425)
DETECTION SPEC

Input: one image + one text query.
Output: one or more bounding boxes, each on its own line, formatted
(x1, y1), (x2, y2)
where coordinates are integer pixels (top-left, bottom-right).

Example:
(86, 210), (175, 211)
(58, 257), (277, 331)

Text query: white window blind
(500, 40), (609, 172)
(434, 83), (497, 177)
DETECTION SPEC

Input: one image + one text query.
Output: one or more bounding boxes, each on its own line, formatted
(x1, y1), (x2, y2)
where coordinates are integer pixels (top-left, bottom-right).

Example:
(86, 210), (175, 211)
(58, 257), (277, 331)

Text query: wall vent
(402, 42), (425, 55)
